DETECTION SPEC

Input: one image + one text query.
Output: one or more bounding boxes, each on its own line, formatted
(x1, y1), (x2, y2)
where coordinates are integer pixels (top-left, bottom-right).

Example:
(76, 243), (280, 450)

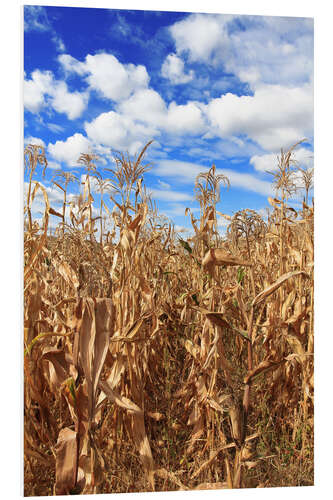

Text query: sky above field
(23, 5), (314, 234)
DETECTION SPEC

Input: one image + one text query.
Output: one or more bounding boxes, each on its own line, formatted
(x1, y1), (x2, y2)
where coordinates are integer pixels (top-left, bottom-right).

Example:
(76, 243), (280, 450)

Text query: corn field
(24, 140), (314, 495)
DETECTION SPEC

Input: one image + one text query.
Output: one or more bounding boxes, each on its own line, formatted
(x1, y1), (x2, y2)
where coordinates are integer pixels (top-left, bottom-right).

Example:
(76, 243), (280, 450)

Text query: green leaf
(191, 294), (200, 306)
(178, 238), (192, 254)
(237, 266), (245, 285)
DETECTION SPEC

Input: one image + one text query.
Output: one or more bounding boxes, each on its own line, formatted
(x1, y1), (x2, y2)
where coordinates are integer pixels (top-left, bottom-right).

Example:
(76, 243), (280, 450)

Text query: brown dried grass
(23, 141), (314, 495)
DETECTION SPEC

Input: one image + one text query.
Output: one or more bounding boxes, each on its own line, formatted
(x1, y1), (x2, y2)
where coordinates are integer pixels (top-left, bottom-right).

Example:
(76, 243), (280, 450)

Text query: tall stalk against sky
(52, 170), (79, 237)
(24, 144), (48, 231)
(95, 177), (113, 244)
(77, 153), (101, 241)
(194, 164), (230, 254)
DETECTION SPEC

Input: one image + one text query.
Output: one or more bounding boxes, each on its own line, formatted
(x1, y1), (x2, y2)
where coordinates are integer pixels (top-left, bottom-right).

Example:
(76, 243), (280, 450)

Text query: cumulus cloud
(206, 83), (313, 151)
(168, 13), (313, 89)
(51, 81), (88, 120)
(118, 89), (205, 136)
(24, 70), (53, 113)
(48, 133), (92, 166)
(165, 101), (206, 136)
(112, 76), (312, 152)
(250, 146), (314, 173)
(84, 111), (157, 154)
(24, 70), (88, 119)
(58, 53), (149, 102)
(169, 13), (231, 63)
(24, 136), (45, 147)
(161, 53), (194, 84)
(117, 89), (166, 127)
(46, 161), (62, 170)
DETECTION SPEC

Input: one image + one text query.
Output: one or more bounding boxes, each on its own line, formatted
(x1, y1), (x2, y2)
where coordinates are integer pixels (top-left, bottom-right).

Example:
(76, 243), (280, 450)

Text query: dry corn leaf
(184, 339), (201, 360)
(252, 270), (308, 307)
(244, 358), (285, 384)
(54, 427), (78, 495)
(206, 396), (225, 414)
(54, 256), (79, 290)
(99, 380), (143, 414)
(155, 468), (188, 490)
(243, 461), (258, 469)
(202, 248), (252, 274)
(132, 413), (155, 489)
(286, 334), (306, 361)
(229, 402), (243, 445)
(147, 411), (164, 421)
(48, 206), (63, 218)
(78, 298), (114, 422)
(42, 347), (77, 393)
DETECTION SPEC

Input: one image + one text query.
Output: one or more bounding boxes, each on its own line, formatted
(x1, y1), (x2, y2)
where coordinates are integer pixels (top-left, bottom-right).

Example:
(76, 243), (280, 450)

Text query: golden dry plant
(24, 140), (314, 495)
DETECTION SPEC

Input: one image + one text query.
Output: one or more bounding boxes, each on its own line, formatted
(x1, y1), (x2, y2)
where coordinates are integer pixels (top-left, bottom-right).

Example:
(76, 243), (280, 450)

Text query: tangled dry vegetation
(24, 141), (314, 495)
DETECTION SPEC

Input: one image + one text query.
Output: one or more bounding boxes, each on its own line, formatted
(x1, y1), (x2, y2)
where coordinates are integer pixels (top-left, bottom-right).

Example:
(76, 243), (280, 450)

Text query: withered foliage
(24, 141), (314, 495)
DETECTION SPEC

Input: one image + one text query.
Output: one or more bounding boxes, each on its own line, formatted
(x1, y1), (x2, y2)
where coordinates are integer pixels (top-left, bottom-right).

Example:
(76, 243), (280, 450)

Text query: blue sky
(23, 5), (314, 234)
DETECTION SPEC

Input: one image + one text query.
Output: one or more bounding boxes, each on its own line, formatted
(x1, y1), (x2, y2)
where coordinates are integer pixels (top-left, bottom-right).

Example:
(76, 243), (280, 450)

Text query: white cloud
(58, 53), (149, 102)
(250, 152), (280, 173)
(168, 13), (313, 89)
(117, 89), (166, 127)
(113, 77), (312, 152)
(293, 147), (314, 169)
(163, 203), (199, 217)
(153, 159), (202, 183)
(250, 146), (314, 173)
(169, 13), (231, 63)
(221, 168), (272, 196)
(51, 81), (88, 120)
(118, 89), (205, 136)
(47, 123), (65, 134)
(24, 6), (49, 32)
(224, 18), (313, 88)
(24, 70), (88, 119)
(24, 6), (66, 53)
(24, 136), (45, 147)
(24, 70), (53, 113)
(46, 161), (62, 170)
(206, 83), (313, 151)
(58, 54), (87, 76)
(51, 34), (66, 53)
(48, 133), (92, 166)
(84, 111), (157, 154)
(161, 53), (194, 84)
(157, 180), (171, 190)
(165, 101), (206, 136)
(149, 188), (193, 202)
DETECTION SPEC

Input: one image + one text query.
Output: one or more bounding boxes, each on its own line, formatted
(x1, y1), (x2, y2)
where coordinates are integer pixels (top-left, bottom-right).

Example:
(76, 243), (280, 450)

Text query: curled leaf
(244, 358), (285, 384)
(252, 270), (309, 307)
